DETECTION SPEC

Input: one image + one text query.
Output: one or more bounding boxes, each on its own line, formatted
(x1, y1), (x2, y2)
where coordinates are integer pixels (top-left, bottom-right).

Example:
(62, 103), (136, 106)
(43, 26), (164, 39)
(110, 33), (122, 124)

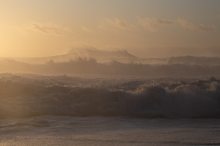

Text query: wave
(0, 75), (220, 118)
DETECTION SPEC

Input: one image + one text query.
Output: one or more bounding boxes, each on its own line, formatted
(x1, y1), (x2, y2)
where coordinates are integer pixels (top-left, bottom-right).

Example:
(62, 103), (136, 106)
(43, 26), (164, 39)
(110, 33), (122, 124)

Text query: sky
(0, 0), (220, 58)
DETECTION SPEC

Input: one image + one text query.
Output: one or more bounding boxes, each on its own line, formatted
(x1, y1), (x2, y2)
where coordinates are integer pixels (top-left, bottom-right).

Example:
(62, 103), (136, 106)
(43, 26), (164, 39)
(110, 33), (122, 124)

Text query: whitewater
(1, 116), (220, 146)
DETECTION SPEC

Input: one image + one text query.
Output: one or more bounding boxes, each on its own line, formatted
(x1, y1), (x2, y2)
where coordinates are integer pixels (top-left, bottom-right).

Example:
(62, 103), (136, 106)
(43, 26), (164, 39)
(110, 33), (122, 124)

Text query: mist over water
(1, 49), (220, 78)
(1, 50), (220, 146)
(1, 0), (220, 145)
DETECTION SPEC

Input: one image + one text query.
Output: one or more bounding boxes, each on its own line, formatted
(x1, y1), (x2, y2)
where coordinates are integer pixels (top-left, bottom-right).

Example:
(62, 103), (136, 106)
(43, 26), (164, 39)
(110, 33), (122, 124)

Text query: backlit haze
(0, 0), (220, 58)
(1, 1), (220, 145)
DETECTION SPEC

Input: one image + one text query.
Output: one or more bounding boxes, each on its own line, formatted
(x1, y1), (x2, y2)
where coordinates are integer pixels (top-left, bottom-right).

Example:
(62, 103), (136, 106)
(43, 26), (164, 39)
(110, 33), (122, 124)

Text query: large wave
(0, 75), (219, 118)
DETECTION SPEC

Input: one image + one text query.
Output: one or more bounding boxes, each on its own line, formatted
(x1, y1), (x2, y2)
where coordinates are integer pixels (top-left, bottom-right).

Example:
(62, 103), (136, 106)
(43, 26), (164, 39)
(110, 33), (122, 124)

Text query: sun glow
(0, 0), (219, 58)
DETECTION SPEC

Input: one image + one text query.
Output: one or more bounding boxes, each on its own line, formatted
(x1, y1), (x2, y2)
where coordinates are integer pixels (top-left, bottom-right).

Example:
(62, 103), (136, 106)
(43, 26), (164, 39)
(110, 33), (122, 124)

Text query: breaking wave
(0, 75), (220, 118)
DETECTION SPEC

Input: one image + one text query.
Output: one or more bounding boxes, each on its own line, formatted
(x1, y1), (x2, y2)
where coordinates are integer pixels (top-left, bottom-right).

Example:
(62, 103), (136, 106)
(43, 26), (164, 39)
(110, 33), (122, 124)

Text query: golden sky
(0, 0), (220, 57)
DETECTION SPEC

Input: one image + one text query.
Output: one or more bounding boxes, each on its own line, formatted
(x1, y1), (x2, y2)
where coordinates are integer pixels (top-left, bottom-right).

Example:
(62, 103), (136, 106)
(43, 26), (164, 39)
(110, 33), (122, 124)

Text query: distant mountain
(13, 48), (139, 64)
(168, 56), (220, 66)
(67, 48), (138, 63)
(1, 48), (220, 66)
(0, 58), (220, 78)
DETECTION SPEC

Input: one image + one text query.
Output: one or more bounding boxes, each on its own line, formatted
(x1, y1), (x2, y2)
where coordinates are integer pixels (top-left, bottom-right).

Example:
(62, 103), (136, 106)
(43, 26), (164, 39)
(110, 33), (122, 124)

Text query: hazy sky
(0, 0), (220, 57)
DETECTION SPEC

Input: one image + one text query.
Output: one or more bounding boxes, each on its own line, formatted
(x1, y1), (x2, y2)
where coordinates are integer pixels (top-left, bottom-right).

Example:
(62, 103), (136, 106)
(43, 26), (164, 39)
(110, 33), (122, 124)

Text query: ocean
(0, 116), (220, 146)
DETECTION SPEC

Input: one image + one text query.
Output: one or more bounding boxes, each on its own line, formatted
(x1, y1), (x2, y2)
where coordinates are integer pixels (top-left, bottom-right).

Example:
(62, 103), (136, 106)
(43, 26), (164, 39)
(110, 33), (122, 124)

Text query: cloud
(177, 18), (215, 32)
(99, 18), (134, 31)
(32, 23), (66, 35)
(137, 17), (215, 32)
(96, 17), (216, 34)
(106, 18), (130, 30)
(101, 17), (174, 32)
(137, 17), (174, 32)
